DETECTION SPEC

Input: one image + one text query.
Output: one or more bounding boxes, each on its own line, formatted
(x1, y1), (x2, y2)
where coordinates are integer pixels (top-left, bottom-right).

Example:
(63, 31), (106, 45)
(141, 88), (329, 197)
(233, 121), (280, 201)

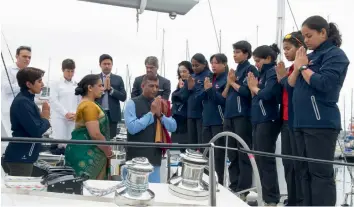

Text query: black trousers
(187, 118), (203, 145)
(172, 115), (189, 153)
(281, 121), (303, 206)
(253, 120), (281, 204)
(223, 117), (253, 194)
(202, 125), (225, 185)
(105, 110), (118, 140)
(294, 128), (338, 206)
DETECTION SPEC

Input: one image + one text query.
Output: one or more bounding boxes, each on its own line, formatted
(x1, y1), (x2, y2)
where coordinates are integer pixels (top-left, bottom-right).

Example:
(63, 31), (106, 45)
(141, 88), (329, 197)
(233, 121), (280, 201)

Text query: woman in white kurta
(49, 59), (80, 147)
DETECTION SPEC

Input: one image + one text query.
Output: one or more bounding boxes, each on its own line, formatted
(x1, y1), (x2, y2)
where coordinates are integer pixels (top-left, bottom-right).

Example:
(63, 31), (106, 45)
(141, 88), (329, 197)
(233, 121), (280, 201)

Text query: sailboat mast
(47, 58), (51, 86)
(219, 30), (222, 53)
(275, 0), (285, 61)
(186, 39), (190, 61)
(161, 29), (166, 77)
(1, 31), (14, 63)
(351, 89), (353, 134)
(256, 25), (259, 47)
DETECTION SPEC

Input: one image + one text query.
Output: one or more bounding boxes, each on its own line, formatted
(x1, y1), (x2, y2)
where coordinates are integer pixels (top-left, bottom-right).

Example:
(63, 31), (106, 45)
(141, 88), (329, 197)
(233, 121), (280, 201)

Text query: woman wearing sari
(65, 74), (114, 180)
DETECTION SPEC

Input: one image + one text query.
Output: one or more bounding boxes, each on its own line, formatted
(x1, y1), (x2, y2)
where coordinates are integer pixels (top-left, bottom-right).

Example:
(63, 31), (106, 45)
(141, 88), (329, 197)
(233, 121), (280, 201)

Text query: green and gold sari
(64, 100), (110, 179)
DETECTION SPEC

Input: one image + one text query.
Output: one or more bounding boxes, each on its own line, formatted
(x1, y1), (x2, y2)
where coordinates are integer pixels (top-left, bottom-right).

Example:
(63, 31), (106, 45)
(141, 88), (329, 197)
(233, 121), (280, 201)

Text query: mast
(219, 30), (222, 53)
(160, 29), (166, 77)
(47, 58), (51, 86)
(275, 0), (286, 61)
(155, 12), (159, 40)
(351, 89), (353, 134)
(122, 64), (132, 114)
(1, 31), (14, 63)
(186, 39), (190, 61)
(256, 25), (259, 47)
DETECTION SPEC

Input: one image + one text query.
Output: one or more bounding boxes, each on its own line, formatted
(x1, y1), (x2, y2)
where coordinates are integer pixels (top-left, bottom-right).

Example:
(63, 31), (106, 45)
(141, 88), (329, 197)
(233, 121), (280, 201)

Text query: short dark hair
(16, 46), (31, 56)
(99, 54), (113, 64)
(144, 56), (159, 68)
(210, 53), (229, 73)
(62, 59), (75, 70)
(16, 67), (45, 89)
(75, 74), (101, 96)
(232, 41), (252, 59)
(142, 73), (158, 84)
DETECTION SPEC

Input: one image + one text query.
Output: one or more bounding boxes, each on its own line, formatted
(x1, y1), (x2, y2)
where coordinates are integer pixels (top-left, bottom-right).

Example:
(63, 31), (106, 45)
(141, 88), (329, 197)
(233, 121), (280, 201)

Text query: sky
(1, 0), (353, 127)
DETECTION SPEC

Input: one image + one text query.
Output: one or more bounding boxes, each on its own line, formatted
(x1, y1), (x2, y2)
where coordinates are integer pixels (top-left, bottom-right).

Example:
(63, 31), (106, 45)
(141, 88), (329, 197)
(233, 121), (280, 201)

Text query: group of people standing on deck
(171, 15), (349, 206)
(1, 15), (350, 206)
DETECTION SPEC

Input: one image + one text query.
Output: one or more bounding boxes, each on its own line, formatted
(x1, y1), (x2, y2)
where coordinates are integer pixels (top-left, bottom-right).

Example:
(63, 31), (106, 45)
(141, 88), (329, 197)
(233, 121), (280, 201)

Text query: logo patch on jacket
(215, 84), (220, 89)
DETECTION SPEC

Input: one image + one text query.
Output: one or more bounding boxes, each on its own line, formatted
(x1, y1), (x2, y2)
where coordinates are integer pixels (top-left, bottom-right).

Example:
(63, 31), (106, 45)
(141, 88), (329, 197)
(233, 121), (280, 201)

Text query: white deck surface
(1, 179), (249, 206)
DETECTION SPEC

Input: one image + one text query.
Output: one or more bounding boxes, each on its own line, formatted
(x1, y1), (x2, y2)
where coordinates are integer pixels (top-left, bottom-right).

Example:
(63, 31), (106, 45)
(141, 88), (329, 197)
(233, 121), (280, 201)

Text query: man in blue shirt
(3, 67), (51, 176)
(124, 74), (176, 183)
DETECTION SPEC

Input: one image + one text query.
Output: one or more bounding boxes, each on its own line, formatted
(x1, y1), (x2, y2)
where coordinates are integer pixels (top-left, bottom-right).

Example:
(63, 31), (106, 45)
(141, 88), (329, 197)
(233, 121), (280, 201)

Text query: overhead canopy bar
(78, 0), (200, 15)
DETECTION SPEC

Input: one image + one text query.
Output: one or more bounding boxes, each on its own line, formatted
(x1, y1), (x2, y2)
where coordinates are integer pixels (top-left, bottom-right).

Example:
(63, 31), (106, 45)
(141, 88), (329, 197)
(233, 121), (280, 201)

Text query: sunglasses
(284, 34), (304, 47)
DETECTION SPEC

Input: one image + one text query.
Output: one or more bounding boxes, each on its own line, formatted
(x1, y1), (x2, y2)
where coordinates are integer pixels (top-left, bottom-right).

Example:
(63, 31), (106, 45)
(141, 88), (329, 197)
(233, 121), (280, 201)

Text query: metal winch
(114, 157), (155, 206)
(168, 149), (211, 200)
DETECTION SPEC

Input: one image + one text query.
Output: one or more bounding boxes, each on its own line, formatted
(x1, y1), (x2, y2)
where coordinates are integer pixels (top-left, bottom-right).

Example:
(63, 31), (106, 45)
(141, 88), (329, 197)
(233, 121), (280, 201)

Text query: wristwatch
(299, 65), (308, 72)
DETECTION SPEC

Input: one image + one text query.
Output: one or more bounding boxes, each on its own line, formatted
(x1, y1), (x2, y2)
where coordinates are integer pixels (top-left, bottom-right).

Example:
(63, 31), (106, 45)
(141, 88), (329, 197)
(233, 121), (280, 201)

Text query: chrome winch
(168, 149), (214, 200)
(114, 157), (155, 206)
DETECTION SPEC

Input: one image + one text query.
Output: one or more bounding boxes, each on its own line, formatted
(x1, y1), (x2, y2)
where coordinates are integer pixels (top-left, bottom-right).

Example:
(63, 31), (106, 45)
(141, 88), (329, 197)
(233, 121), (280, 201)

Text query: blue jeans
(122, 165), (161, 183)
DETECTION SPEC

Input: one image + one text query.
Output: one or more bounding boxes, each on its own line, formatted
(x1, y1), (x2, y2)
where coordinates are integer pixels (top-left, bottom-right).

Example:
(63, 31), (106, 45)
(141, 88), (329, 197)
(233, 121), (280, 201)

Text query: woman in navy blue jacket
(276, 31), (306, 206)
(247, 44), (282, 205)
(222, 41), (258, 199)
(289, 15), (350, 206)
(183, 53), (211, 146)
(171, 61), (194, 152)
(3, 67), (51, 176)
(200, 53), (228, 185)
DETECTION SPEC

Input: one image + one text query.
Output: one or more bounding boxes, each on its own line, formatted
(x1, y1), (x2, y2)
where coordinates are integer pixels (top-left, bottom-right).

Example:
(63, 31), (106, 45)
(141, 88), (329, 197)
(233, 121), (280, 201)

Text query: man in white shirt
(1, 46), (32, 137)
(49, 59), (80, 146)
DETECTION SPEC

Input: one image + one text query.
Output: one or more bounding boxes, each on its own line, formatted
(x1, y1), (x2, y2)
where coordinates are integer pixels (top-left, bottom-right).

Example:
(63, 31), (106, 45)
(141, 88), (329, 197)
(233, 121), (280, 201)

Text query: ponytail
(253, 44), (280, 62)
(302, 15), (343, 47)
(328, 22), (342, 47)
(269, 43), (281, 56)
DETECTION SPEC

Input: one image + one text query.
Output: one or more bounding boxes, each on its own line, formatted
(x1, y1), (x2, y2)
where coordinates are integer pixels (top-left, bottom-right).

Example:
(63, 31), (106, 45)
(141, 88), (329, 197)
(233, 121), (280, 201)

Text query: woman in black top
(222, 41), (258, 200)
(171, 61), (194, 152)
(247, 44), (282, 205)
(289, 15), (349, 206)
(4, 67), (51, 176)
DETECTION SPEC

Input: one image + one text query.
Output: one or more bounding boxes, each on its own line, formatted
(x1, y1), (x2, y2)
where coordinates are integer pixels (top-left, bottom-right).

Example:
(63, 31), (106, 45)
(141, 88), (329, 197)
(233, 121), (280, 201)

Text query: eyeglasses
(284, 34), (304, 46)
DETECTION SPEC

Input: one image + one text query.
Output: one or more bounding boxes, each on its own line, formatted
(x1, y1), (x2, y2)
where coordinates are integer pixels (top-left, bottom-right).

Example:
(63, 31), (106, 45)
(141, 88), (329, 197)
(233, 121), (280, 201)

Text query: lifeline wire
(213, 145), (354, 167)
(2, 137), (354, 168)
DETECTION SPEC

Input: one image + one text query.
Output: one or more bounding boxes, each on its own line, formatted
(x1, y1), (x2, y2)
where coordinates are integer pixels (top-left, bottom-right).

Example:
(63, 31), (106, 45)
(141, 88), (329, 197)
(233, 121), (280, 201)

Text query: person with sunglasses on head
(247, 44), (282, 206)
(222, 41), (258, 201)
(288, 15), (349, 206)
(275, 31), (305, 206)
